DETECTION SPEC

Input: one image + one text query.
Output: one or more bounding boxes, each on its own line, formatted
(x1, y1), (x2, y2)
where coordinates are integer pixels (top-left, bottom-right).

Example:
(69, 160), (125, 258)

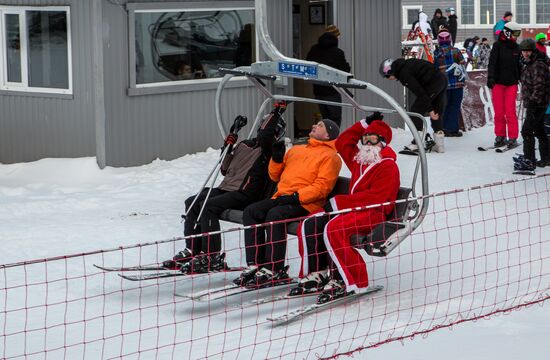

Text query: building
(0, 0), (403, 168)
(401, 0), (550, 42)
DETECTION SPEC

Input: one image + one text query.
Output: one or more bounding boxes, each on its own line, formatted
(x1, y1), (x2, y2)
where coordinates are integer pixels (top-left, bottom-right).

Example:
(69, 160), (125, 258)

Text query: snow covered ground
(1, 124), (549, 359)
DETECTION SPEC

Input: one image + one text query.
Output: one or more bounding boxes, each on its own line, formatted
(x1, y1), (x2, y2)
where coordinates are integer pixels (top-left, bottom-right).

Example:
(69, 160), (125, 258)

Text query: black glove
(271, 140), (286, 163)
(224, 133), (238, 146)
(487, 78), (495, 89)
(276, 192), (300, 206)
(365, 111), (384, 124)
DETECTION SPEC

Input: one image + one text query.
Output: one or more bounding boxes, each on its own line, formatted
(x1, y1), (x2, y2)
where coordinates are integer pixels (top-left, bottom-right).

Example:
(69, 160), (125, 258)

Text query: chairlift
(215, 0), (430, 257)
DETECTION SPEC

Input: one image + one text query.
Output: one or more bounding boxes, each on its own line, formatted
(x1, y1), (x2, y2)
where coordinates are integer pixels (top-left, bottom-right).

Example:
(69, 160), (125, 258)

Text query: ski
(94, 264), (174, 272)
(117, 267), (246, 281)
(398, 149), (418, 156)
(176, 280), (297, 302)
(267, 285), (384, 324)
(496, 143), (521, 153)
(477, 144), (506, 151)
(237, 291), (321, 308)
(513, 170), (536, 176)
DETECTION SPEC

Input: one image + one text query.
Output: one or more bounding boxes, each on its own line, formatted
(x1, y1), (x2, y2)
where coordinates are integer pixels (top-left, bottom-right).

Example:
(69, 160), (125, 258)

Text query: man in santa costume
(291, 114), (400, 303)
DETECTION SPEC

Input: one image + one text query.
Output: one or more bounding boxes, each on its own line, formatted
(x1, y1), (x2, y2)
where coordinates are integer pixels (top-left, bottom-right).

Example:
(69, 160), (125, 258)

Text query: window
(0, 7), (71, 94)
(514, 0), (550, 24)
(402, 6), (422, 29)
(458, 0), (495, 26)
(133, 8), (255, 87)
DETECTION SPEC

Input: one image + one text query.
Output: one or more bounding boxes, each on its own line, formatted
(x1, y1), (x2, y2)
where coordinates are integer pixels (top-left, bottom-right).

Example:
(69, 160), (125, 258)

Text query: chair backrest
(328, 176), (351, 198)
(387, 187), (413, 221)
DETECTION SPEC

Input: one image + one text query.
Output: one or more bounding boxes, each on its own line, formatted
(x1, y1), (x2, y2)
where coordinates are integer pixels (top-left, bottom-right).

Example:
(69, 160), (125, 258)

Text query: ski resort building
(0, 0), (403, 168)
(401, 0), (550, 41)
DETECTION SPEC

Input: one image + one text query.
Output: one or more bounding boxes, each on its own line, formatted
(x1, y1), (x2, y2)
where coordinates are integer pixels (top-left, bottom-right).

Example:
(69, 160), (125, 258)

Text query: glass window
(516, 0), (531, 24)
(407, 9), (419, 26)
(479, 0), (494, 25)
(537, 0), (550, 24)
(135, 9), (255, 86)
(461, 0), (475, 24)
(26, 11), (69, 89)
(1, 7), (71, 93)
(4, 13), (21, 83)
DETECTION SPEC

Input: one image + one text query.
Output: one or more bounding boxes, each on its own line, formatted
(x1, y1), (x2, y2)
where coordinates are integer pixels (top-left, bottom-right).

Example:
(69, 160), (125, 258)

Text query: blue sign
(278, 62), (318, 78)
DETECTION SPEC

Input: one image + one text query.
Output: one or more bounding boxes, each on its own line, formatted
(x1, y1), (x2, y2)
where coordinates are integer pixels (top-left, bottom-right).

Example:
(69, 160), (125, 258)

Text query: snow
(1, 125), (549, 359)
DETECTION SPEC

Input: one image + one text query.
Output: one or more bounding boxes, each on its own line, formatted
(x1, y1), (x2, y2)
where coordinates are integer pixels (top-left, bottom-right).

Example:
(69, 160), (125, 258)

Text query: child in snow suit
(234, 119), (342, 288)
(291, 115), (400, 303)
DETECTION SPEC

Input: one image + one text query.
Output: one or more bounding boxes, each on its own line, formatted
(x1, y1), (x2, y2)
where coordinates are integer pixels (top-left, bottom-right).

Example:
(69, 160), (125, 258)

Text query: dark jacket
(520, 50), (550, 107)
(391, 58), (447, 113)
(447, 15), (458, 44)
(306, 32), (351, 97)
(487, 35), (521, 86)
(431, 16), (448, 37)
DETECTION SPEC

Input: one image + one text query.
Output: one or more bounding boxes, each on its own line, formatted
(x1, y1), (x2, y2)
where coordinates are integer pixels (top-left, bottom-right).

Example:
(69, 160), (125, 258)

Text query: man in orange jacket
(234, 119), (342, 288)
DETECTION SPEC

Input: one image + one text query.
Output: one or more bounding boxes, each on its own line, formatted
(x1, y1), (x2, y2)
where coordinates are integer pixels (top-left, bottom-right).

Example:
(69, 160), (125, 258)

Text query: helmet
(519, 38), (536, 51)
(503, 22), (522, 38)
(445, 7), (455, 15)
(437, 31), (452, 45)
(535, 33), (547, 42)
(379, 58), (394, 78)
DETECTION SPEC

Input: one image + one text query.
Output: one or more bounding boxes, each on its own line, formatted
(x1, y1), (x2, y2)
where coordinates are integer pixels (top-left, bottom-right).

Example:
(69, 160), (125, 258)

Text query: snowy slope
(1, 125), (549, 359)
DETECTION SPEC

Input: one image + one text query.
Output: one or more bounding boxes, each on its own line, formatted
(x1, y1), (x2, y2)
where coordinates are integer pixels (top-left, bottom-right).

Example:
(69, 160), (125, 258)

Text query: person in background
(477, 38), (492, 69)
(380, 57), (447, 153)
(487, 22), (522, 149)
(431, 9), (448, 38)
(445, 7), (458, 45)
(434, 31), (467, 139)
(414, 11), (432, 38)
(291, 117), (400, 303)
(514, 38), (550, 171)
(233, 119), (342, 288)
(493, 11), (513, 41)
(306, 25), (351, 127)
(535, 33), (547, 56)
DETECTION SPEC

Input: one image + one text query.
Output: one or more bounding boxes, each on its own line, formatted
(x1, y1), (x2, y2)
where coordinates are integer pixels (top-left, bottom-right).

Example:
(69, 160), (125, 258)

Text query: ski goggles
(511, 30), (521, 37)
(361, 133), (385, 146)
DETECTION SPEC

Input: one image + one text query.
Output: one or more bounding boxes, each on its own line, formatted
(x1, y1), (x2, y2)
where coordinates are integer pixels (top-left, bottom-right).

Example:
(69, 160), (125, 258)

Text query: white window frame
(457, 0), (497, 28)
(130, 5), (258, 90)
(402, 5), (423, 29)
(0, 6), (72, 95)
(511, 0), (550, 26)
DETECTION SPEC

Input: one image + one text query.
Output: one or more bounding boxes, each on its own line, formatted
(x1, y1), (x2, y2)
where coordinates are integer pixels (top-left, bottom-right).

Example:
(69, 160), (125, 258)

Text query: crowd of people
(164, 14), (550, 304)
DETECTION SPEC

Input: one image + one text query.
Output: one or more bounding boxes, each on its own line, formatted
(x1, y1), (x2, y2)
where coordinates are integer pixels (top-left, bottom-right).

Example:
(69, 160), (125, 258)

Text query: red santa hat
(365, 120), (392, 145)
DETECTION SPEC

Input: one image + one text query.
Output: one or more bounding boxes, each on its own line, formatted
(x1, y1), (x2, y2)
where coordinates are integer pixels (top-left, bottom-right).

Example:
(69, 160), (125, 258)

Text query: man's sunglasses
(361, 133), (385, 146)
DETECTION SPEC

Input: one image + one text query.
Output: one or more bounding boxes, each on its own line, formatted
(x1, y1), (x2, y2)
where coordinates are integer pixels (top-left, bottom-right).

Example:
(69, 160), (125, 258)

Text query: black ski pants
(300, 213), (333, 273)
(184, 188), (255, 255)
(521, 106), (550, 163)
(410, 72), (447, 133)
(243, 198), (308, 272)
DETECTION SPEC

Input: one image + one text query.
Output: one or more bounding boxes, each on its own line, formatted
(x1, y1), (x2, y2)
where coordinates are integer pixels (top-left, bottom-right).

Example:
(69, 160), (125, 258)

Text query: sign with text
(278, 62), (318, 78)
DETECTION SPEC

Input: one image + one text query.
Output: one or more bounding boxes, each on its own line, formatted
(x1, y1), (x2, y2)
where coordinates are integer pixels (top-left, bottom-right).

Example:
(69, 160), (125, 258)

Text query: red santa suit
(297, 119), (400, 291)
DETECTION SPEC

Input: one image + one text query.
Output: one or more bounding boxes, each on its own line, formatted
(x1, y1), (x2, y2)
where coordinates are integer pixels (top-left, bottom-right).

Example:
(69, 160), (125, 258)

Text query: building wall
(0, 0), (96, 164)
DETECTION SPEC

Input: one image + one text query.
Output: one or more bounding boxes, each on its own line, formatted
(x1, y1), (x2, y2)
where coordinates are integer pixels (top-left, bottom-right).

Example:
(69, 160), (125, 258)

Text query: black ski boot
(494, 136), (507, 147)
(317, 279), (348, 304)
(506, 138), (519, 150)
(162, 248), (193, 270)
(181, 252), (228, 274)
(233, 266), (259, 286)
(244, 266), (291, 289)
(288, 271), (329, 296)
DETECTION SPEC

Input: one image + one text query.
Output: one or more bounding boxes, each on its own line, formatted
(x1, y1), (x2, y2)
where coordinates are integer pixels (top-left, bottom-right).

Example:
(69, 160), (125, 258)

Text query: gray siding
(0, 0), (96, 164)
(101, 0), (285, 167)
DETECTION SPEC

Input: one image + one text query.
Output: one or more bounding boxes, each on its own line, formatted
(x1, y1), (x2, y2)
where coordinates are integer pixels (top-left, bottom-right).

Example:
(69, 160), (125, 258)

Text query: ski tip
(118, 274), (138, 281)
(477, 146), (488, 151)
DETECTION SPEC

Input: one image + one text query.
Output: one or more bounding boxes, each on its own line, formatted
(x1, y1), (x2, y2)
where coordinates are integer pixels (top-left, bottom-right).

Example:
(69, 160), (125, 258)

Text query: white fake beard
(354, 144), (382, 165)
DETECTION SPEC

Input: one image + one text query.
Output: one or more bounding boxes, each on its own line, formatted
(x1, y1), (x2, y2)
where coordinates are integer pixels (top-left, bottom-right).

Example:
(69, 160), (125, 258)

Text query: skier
(306, 25), (351, 126)
(164, 103), (287, 272)
(233, 119), (342, 288)
(493, 11), (513, 41)
(514, 38), (550, 173)
(434, 31), (467, 139)
(413, 11), (432, 38)
(430, 9), (448, 38)
(291, 117), (400, 303)
(380, 57), (448, 153)
(535, 33), (548, 56)
(445, 7), (458, 45)
(487, 21), (522, 150)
